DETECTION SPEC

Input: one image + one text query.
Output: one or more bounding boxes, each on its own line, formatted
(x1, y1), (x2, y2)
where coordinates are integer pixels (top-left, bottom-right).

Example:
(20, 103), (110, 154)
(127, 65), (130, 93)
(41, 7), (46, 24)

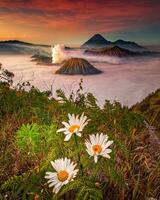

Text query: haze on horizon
(0, 0), (160, 46)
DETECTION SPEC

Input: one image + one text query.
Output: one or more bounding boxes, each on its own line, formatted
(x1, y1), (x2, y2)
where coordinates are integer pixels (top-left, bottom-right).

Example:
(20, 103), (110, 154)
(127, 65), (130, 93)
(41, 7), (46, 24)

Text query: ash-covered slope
(81, 34), (111, 49)
(56, 58), (102, 75)
(85, 46), (140, 57)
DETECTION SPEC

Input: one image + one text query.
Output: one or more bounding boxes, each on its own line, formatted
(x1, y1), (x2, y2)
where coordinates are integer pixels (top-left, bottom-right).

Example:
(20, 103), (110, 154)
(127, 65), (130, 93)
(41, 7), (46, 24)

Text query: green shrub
(16, 123), (41, 154)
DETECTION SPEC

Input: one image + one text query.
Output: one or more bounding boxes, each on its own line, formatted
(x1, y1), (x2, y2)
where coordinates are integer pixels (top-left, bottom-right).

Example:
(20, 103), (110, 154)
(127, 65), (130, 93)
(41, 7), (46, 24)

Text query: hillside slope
(132, 89), (160, 135)
(0, 71), (159, 200)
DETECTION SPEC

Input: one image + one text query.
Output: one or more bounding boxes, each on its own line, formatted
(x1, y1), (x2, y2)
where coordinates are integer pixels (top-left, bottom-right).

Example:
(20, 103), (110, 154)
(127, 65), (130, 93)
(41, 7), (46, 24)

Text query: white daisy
(45, 158), (79, 194)
(85, 133), (113, 163)
(57, 113), (89, 141)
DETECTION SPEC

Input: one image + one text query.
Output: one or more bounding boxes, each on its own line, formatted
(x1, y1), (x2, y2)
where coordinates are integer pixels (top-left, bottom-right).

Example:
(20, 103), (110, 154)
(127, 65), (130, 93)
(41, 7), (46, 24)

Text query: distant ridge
(56, 58), (102, 75)
(0, 40), (51, 55)
(0, 40), (50, 47)
(81, 34), (111, 49)
(112, 39), (147, 52)
(85, 46), (140, 57)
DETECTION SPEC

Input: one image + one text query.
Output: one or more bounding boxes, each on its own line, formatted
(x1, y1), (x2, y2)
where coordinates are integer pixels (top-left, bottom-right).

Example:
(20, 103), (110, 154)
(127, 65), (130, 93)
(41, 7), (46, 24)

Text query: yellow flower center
(57, 170), (69, 182)
(92, 144), (102, 154)
(68, 125), (80, 133)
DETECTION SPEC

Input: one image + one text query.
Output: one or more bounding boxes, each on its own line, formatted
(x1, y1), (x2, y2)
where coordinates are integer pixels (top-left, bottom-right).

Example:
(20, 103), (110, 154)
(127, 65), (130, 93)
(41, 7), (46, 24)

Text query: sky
(0, 0), (160, 46)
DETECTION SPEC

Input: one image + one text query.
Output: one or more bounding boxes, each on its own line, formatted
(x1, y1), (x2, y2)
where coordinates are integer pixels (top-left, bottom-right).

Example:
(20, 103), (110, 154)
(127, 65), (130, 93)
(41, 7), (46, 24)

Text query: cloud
(0, 0), (160, 44)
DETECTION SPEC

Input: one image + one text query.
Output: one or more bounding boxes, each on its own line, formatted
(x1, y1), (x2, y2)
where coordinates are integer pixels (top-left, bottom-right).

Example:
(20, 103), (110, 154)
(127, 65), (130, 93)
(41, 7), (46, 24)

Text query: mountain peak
(81, 33), (111, 49)
(91, 34), (106, 40)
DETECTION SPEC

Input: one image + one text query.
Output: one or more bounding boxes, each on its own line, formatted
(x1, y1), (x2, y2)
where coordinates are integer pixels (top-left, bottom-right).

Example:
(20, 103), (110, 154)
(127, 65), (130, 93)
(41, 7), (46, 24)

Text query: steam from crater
(51, 44), (68, 64)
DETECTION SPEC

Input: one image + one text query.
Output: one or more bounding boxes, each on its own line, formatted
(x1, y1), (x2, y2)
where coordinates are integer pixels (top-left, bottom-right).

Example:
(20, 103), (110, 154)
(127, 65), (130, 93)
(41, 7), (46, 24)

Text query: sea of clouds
(0, 46), (160, 107)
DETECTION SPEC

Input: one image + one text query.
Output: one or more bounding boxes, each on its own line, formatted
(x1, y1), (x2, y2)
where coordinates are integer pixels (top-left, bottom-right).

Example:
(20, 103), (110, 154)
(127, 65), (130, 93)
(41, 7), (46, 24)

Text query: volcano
(81, 34), (111, 49)
(84, 46), (140, 57)
(56, 58), (102, 75)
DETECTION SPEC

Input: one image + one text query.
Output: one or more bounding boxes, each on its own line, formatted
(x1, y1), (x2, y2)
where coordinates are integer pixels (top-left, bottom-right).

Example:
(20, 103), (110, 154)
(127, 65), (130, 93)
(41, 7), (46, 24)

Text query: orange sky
(0, 0), (160, 45)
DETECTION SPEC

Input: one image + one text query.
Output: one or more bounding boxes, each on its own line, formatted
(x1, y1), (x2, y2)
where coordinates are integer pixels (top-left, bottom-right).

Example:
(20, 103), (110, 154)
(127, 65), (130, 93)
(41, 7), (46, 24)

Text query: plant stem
(74, 134), (83, 176)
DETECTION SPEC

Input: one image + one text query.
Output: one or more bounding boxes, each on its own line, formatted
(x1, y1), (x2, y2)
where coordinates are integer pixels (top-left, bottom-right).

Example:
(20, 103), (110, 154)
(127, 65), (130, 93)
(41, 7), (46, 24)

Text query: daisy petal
(64, 134), (72, 141)
(57, 128), (66, 133)
(94, 155), (98, 163)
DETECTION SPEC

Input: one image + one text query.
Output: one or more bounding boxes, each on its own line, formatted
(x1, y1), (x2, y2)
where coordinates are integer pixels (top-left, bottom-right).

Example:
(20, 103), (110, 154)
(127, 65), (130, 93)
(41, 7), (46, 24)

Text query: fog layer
(0, 51), (160, 107)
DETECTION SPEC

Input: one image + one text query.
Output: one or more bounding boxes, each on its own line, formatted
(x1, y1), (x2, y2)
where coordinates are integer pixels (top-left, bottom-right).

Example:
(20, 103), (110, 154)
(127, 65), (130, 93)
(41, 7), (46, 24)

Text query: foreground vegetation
(0, 70), (160, 200)
(132, 89), (160, 137)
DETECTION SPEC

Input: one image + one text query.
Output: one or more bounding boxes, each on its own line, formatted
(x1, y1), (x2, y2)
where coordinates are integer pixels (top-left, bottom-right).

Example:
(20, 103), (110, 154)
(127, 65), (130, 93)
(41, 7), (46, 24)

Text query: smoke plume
(51, 44), (68, 64)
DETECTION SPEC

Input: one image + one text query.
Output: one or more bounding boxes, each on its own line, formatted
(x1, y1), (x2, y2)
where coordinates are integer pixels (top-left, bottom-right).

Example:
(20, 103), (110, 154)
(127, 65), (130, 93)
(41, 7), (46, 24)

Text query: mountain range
(0, 35), (152, 57)
(81, 34), (147, 52)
